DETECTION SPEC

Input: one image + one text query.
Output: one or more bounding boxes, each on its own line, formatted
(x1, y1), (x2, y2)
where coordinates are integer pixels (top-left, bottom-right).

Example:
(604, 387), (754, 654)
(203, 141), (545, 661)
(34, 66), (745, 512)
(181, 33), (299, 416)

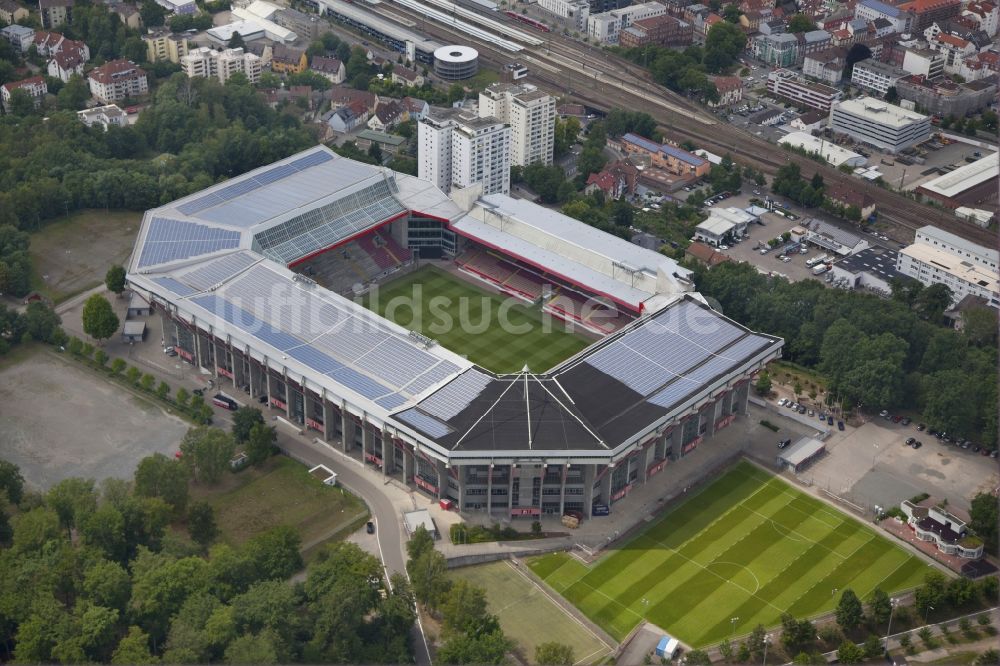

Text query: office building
(851, 58), (909, 96)
(897, 225), (999, 308)
(829, 97), (931, 153)
(479, 82), (555, 167)
(418, 108), (511, 195)
(766, 69), (843, 111)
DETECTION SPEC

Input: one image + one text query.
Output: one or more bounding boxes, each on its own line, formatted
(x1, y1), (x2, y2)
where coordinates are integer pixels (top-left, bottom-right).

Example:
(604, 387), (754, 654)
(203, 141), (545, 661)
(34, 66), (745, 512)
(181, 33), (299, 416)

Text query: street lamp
(762, 633), (772, 666)
(884, 598), (899, 652)
(924, 605), (934, 625)
(731, 617), (740, 635)
(832, 587), (838, 599)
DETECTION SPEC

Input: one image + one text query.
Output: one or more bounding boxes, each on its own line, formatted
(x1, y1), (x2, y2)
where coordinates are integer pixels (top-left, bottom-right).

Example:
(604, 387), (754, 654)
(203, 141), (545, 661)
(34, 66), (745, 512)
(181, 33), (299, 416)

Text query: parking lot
(0, 348), (189, 490)
(769, 400), (1000, 514)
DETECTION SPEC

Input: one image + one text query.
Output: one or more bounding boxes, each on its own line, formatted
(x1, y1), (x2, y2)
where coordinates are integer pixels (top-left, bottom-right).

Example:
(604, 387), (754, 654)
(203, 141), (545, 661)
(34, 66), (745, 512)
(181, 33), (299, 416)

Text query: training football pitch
(528, 461), (935, 647)
(365, 266), (589, 373)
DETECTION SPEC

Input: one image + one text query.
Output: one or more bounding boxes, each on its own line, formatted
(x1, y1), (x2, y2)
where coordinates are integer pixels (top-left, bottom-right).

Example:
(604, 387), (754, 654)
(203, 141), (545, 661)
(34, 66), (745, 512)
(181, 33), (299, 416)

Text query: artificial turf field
(364, 265), (590, 373)
(528, 461), (935, 647)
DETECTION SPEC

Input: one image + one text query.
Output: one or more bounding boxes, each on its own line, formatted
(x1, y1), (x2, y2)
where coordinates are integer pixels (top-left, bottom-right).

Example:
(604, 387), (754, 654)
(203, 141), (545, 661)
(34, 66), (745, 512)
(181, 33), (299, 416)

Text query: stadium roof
(452, 194), (693, 312)
(129, 147), (783, 457)
(397, 297), (781, 453)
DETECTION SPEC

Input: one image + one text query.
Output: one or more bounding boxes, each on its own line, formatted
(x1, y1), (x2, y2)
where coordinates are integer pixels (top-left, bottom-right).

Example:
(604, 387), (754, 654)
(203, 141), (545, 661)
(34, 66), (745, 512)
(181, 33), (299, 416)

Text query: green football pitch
(364, 266), (590, 374)
(528, 461), (936, 647)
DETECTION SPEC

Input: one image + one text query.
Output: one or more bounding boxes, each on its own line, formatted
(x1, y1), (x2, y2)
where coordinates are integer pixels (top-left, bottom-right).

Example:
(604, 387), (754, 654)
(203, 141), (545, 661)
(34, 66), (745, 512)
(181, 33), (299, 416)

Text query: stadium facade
(128, 146), (782, 519)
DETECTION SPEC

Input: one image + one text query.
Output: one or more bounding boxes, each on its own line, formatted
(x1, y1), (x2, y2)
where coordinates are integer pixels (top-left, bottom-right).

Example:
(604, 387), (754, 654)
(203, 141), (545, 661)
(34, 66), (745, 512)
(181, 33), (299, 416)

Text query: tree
(83, 559), (132, 611)
(436, 629), (512, 665)
(180, 426), (236, 484)
(111, 626), (156, 664)
(787, 13), (816, 32)
(704, 21), (746, 72)
(536, 642), (574, 665)
(0, 459), (25, 504)
(134, 453), (190, 514)
(442, 579), (490, 636)
(228, 31), (245, 49)
(409, 549), (451, 611)
(139, 0), (167, 27)
(885, 86), (899, 104)
(755, 371), (772, 396)
(111, 357), (127, 375)
(407, 524), (435, 562)
(105, 265), (127, 296)
(244, 525), (302, 580)
(969, 492), (998, 554)
(176, 387), (190, 407)
(81, 294), (120, 342)
(915, 570), (947, 617)
(836, 589), (864, 631)
(245, 423), (276, 467)
(21, 302), (61, 342)
(188, 500), (218, 547)
(748, 624), (767, 660)
(47, 477), (98, 532)
(868, 588), (892, 628)
(837, 640), (864, 664)
(685, 649), (711, 665)
(7, 88), (35, 116)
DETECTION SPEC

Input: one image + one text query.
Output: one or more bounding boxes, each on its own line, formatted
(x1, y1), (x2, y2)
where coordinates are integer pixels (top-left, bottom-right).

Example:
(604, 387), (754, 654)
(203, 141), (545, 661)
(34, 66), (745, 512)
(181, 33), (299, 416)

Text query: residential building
(1, 24), (36, 53)
(684, 242), (731, 268)
(1, 75), (47, 110)
(0, 0), (29, 24)
(418, 107), (511, 195)
(855, 0), (911, 33)
(895, 74), (997, 115)
(391, 65), (424, 87)
(154, 0), (196, 14)
(915, 153), (999, 209)
(766, 69), (842, 111)
(87, 59), (148, 103)
(479, 82), (556, 167)
(310, 55), (345, 84)
(829, 97), (931, 153)
(181, 46), (262, 84)
(802, 47), (847, 84)
(77, 104), (127, 130)
(114, 4), (143, 30)
(355, 129), (406, 156)
(39, 0), (73, 28)
(618, 15), (693, 48)
(901, 48), (945, 77)
(927, 31), (976, 72)
(898, 0), (961, 32)
(963, 0), (998, 36)
(824, 183), (876, 219)
(584, 159), (638, 199)
(271, 44), (307, 73)
(402, 96), (429, 121)
(753, 32), (799, 67)
(47, 46), (88, 82)
(788, 109), (827, 130)
(620, 133), (711, 177)
(955, 50), (1000, 81)
(325, 99), (370, 133)
(587, 1), (666, 43)
(707, 75), (742, 107)
(795, 30), (832, 65)
(143, 28), (190, 64)
(896, 225), (999, 308)
(851, 58), (908, 96)
(538, 0), (591, 31)
(367, 98), (404, 132)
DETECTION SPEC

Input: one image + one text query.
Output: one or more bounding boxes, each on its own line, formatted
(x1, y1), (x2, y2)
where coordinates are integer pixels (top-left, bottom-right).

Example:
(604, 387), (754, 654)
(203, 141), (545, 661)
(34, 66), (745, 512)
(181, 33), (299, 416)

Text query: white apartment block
(851, 58), (908, 96)
(78, 104), (127, 130)
(479, 82), (555, 167)
(902, 49), (945, 78)
(897, 226), (999, 308)
(829, 97), (931, 153)
(538, 0), (590, 31)
(587, 1), (666, 43)
(418, 109), (511, 195)
(87, 59), (148, 103)
(181, 47), (262, 84)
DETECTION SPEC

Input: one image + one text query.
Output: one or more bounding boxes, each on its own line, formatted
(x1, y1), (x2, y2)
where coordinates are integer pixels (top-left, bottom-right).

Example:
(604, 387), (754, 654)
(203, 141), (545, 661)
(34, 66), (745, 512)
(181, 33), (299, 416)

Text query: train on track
(504, 11), (551, 32)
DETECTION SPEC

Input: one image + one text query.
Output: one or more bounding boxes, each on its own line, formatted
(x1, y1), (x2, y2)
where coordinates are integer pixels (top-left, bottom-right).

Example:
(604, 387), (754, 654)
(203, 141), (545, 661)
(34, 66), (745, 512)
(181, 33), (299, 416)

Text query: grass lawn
(528, 461), (935, 647)
(449, 561), (612, 665)
(195, 457), (369, 552)
(30, 209), (142, 303)
(365, 266), (590, 374)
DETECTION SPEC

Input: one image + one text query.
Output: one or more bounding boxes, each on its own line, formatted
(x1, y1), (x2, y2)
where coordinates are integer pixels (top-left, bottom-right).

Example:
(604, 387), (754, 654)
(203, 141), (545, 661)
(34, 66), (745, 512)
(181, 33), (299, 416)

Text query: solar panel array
(188, 264), (464, 408)
(138, 217), (241, 268)
(176, 151), (334, 217)
(153, 277), (196, 297)
(648, 335), (770, 408)
(417, 369), (493, 420)
(179, 251), (259, 291)
(395, 408), (454, 439)
(253, 180), (406, 265)
(583, 300), (747, 397)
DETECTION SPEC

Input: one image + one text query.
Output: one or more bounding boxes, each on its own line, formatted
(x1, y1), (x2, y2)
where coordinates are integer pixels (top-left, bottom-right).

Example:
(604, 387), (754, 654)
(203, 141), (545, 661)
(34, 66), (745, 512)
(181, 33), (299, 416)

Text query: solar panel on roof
(153, 277), (196, 297)
(419, 369), (493, 420)
(254, 163), (297, 185)
(330, 366), (393, 401)
(290, 151), (333, 170)
(396, 408), (454, 438)
(138, 218), (240, 268)
(179, 252), (258, 290)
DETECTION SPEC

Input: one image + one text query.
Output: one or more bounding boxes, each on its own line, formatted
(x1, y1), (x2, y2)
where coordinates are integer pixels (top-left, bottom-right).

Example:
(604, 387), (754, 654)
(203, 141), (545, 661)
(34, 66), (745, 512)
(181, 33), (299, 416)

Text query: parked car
(900, 417), (911, 426)
(905, 437), (916, 446)
(778, 398), (788, 407)
(891, 415), (902, 423)
(777, 438), (791, 449)
(879, 410), (889, 418)
(961, 440), (970, 449)
(807, 409), (814, 417)
(912, 441), (922, 449)
(366, 521), (375, 534)
(837, 420), (845, 431)
(797, 405), (806, 414)
(916, 423), (926, 431)
(164, 346), (178, 357)
(827, 415), (834, 425)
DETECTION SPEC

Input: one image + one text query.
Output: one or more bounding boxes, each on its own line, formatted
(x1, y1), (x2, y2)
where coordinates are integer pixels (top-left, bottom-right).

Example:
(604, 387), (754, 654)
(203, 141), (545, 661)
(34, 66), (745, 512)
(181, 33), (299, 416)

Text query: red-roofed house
(1, 75), (47, 110)
(584, 159), (639, 199)
(963, 1), (998, 36)
(898, 0), (962, 31)
(88, 59), (148, 103)
(685, 241), (732, 268)
(47, 47), (86, 81)
(367, 98), (404, 131)
(956, 50), (1000, 79)
(708, 75), (743, 107)
(310, 55), (345, 84)
(928, 30), (977, 71)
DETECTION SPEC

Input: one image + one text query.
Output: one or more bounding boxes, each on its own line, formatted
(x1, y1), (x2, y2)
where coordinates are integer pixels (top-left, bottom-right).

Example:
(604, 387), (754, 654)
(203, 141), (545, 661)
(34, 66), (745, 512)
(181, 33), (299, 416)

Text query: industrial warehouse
(127, 146), (783, 519)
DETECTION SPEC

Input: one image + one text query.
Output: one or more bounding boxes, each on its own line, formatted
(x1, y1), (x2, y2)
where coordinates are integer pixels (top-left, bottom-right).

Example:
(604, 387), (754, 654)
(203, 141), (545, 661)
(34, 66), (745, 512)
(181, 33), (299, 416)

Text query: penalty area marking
(707, 561), (761, 595)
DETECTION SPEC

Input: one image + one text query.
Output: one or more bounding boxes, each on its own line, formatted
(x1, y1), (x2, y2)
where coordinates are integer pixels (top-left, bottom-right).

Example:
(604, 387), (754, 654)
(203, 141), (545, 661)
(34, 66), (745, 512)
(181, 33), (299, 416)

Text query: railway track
(368, 1), (994, 245)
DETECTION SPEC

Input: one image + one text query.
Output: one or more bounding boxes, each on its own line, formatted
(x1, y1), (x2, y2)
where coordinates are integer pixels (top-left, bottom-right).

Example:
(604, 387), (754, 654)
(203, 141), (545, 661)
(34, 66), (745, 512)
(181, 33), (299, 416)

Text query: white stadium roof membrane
(128, 146), (782, 455)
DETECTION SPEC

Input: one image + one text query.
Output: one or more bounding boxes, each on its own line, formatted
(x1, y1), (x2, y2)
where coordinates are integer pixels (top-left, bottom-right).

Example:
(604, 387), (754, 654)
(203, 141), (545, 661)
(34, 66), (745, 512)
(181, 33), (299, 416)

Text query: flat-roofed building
(479, 82), (555, 167)
(896, 224), (999, 307)
(143, 28), (190, 63)
(779, 131), (868, 168)
(767, 69), (842, 111)
(829, 96), (930, 153)
(587, 1), (666, 43)
(78, 104), (127, 130)
(851, 58), (909, 96)
(915, 152), (998, 209)
(538, 0), (590, 31)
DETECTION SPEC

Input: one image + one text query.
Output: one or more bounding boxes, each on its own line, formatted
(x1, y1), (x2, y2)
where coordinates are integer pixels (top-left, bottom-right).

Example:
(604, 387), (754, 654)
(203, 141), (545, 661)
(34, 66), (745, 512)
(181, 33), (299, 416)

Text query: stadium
(127, 145), (783, 519)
